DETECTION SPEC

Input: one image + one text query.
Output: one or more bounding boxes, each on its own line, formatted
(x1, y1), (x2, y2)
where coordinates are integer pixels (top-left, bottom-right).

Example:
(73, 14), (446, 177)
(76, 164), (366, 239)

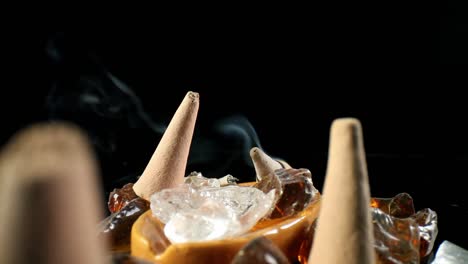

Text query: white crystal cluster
(150, 172), (275, 244)
(431, 240), (468, 264)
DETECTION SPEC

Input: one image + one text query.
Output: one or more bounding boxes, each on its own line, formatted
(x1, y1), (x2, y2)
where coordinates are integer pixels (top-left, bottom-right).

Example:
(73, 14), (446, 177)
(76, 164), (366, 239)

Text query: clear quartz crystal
(198, 186), (275, 219)
(164, 200), (240, 243)
(184, 172), (221, 189)
(431, 240), (468, 264)
(150, 185), (196, 223)
(184, 171), (239, 189)
(150, 173), (275, 243)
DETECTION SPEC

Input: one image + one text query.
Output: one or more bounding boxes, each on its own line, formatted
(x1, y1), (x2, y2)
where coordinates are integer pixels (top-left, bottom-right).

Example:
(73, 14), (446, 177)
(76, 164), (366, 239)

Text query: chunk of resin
(254, 168), (319, 218)
(371, 193), (438, 263)
(100, 198), (150, 252)
(231, 237), (290, 264)
(108, 183), (139, 214)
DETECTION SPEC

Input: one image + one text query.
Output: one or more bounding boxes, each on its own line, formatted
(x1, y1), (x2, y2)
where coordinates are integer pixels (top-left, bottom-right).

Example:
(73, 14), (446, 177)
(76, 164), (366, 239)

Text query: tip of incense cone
(0, 122), (107, 264)
(331, 117), (362, 138)
(309, 117), (375, 264)
(134, 91), (200, 199)
(249, 147), (261, 157)
(250, 147), (284, 181)
(187, 91), (199, 100)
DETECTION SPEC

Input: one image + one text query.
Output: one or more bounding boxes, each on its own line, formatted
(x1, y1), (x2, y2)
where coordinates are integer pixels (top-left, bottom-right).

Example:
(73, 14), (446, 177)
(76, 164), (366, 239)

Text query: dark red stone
(108, 183), (139, 214)
(254, 168), (318, 219)
(231, 237), (290, 264)
(100, 197), (150, 252)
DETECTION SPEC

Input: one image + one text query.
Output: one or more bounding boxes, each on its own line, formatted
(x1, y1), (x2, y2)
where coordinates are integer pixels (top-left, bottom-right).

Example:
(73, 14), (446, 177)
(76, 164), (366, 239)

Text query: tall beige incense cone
(133, 91), (199, 199)
(250, 147), (291, 181)
(0, 123), (107, 264)
(309, 118), (375, 264)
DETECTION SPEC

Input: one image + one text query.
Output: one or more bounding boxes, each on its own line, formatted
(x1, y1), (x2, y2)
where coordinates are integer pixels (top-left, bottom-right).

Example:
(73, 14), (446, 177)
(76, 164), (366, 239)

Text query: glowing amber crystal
(254, 168), (319, 218)
(101, 183), (149, 252)
(371, 193), (438, 263)
(108, 183), (139, 213)
(372, 207), (421, 264)
(100, 198), (150, 252)
(140, 215), (171, 256)
(371, 193), (415, 218)
(413, 208), (438, 257)
(131, 188), (321, 264)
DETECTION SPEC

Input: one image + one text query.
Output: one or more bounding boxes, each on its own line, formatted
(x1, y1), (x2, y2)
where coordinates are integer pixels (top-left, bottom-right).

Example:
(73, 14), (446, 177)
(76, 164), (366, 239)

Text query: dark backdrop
(2, 2), (468, 253)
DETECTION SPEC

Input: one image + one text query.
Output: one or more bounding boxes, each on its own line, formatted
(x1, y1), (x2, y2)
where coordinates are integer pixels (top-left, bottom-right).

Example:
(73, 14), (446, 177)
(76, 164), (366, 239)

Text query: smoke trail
(44, 33), (269, 188)
(187, 115), (263, 181)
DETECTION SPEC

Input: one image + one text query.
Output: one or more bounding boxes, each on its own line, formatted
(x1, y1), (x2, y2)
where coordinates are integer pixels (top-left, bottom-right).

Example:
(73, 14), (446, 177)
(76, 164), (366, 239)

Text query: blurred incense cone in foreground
(250, 147), (291, 181)
(309, 118), (375, 264)
(0, 123), (107, 264)
(134, 91), (199, 199)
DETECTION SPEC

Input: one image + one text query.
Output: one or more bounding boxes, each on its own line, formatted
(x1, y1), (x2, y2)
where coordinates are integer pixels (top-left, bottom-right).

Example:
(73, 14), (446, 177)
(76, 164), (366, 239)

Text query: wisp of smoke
(45, 33), (265, 190)
(188, 115), (263, 181)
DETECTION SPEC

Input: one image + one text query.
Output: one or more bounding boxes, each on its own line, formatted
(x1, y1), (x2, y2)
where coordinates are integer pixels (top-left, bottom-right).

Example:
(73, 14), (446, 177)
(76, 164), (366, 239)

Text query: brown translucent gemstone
(100, 197), (150, 252)
(131, 191), (321, 264)
(372, 208), (421, 264)
(371, 193), (415, 218)
(140, 214), (172, 256)
(371, 193), (438, 263)
(296, 220), (317, 264)
(108, 183), (139, 213)
(413, 208), (438, 257)
(254, 168), (319, 219)
(231, 237), (290, 264)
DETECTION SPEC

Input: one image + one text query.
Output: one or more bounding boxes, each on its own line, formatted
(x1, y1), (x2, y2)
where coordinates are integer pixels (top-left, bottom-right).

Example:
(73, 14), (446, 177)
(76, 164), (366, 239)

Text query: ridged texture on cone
(0, 122), (108, 264)
(133, 91), (199, 199)
(309, 118), (375, 264)
(250, 147), (290, 181)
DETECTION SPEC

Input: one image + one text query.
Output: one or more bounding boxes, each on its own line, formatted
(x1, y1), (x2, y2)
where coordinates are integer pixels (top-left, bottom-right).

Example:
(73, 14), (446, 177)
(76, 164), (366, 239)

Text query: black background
(2, 1), (468, 254)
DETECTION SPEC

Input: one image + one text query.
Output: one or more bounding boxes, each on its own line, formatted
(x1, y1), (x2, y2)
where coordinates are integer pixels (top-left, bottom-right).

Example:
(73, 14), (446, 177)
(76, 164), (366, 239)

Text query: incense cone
(250, 147), (291, 181)
(309, 118), (375, 264)
(0, 123), (107, 264)
(133, 91), (199, 199)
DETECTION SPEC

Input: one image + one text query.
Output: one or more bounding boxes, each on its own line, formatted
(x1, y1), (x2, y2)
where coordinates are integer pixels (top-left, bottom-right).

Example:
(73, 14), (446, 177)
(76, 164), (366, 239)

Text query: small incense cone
(309, 118), (375, 264)
(133, 91), (199, 199)
(0, 123), (107, 264)
(250, 147), (291, 181)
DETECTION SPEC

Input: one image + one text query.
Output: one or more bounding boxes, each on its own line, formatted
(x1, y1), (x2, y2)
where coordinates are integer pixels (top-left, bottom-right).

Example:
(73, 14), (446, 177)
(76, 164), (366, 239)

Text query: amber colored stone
(231, 236), (290, 264)
(254, 168), (319, 219)
(100, 197), (150, 252)
(371, 193), (439, 263)
(131, 194), (321, 264)
(108, 183), (139, 213)
(413, 208), (438, 257)
(140, 214), (172, 256)
(371, 193), (415, 218)
(297, 220), (317, 264)
(372, 208), (421, 264)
